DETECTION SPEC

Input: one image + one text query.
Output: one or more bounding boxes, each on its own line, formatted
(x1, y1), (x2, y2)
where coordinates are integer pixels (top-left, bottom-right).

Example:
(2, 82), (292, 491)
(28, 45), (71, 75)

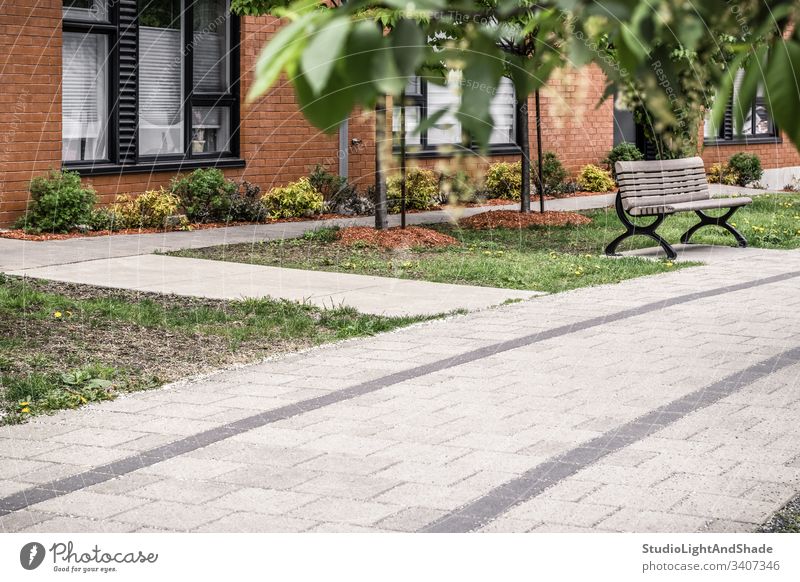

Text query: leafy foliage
(727, 153), (763, 187)
(707, 163), (739, 186)
(604, 143), (644, 179)
(485, 162), (522, 200)
(540, 152), (568, 196)
(387, 168), (440, 211)
(112, 188), (181, 229)
(171, 168), (238, 223)
(228, 181), (268, 222)
(17, 170), (97, 233)
(577, 165), (616, 193)
(261, 177), (324, 218)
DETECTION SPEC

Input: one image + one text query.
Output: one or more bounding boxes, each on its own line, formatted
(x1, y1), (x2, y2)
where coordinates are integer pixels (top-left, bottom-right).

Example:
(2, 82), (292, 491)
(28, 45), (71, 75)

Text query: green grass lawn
(0, 275), (433, 424)
(170, 194), (798, 294)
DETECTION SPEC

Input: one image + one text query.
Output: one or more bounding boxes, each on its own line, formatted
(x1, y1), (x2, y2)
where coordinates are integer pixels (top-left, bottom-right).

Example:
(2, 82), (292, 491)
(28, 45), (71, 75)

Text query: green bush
(170, 168), (237, 223)
(485, 162), (522, 199)
(603, 142), (644, 178)
(540, 151), (568, 196)
(577, 164), (616, 192)
(16, 170), (97, 233)
(88, 207), (119, 231)
(112, 188), (181, 229)
(727, 153), (763, 186)
(707, 162), (738, 185)
(261, 177), (324, 218)
(387, 168), (439, 211)
(440, 170), (480, 204)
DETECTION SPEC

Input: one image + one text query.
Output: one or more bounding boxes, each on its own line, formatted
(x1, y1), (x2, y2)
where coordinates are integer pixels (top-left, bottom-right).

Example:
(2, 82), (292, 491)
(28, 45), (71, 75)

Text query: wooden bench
(605, 157), (752, 260)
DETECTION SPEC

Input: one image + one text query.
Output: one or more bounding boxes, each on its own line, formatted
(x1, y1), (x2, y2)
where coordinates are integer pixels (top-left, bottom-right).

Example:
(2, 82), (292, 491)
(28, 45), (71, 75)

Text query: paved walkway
(1, 247), (798, 533)
(7, 254), (540, 317)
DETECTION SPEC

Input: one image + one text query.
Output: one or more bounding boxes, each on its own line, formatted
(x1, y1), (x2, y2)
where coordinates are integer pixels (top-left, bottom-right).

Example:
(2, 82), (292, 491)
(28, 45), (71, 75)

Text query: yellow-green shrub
(485, 162), (521, 199)
(261, 177), (324, 218)
(387, 168), (439, 211)
(707, 162), (739, 185)
(577, 164), (616, 192)
(112, 188), (180, 229)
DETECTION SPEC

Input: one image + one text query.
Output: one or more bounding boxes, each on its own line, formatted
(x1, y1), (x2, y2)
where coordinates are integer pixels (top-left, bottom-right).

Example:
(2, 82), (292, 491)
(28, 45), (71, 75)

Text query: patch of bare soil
(337, 226), (460, 249)
(459, 210), (592, 230)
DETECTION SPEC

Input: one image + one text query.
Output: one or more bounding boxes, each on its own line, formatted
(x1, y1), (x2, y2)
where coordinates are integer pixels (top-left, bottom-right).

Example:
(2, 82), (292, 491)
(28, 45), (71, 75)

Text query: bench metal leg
(679, 207), (747, 247)
(605, 194), (677, 260)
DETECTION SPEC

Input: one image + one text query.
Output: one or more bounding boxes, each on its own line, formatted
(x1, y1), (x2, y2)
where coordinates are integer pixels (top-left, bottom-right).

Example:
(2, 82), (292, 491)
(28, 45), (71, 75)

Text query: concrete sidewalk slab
(621, 244), (767, 263)
(8, 254), (541, 317)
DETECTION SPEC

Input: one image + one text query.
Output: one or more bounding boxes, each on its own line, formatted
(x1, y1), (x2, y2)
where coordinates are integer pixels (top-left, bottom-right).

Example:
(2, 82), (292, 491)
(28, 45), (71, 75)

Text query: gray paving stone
(208, 487), (318, 515)
(377, 507), (448, 532)
(112, 501), (230, 530)
(289, 497), (401, 526)
(294, 473), (400, 500)
(31, 491), (147, 520)
(195, 512), (317, 533)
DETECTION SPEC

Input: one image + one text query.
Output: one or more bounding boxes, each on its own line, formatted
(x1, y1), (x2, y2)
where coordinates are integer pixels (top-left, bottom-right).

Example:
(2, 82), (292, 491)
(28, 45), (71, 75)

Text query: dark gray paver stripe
(1, 269), (799, 517)
(421, 345), (800, 532)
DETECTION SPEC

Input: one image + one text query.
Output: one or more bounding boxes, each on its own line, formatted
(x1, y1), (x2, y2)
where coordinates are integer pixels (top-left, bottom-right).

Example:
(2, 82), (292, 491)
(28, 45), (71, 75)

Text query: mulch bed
(459, 210), (592, 230)
(337, 226), (460, 249)
(0, 213), (350, 242)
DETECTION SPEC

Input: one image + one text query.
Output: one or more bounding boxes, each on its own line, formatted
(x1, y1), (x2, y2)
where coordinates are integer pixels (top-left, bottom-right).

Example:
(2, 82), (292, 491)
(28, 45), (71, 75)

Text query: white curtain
(62, 32), (108, 161)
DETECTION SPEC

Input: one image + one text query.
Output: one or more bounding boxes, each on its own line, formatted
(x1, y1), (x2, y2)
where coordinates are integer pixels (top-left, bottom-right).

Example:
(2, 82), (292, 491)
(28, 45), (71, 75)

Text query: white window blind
(62, 32), (108, 161)
(138, 26), (183, 155)
(193, 0), (228, 92)
(489, 77), (515, 144)
(427, 71), (462, 145)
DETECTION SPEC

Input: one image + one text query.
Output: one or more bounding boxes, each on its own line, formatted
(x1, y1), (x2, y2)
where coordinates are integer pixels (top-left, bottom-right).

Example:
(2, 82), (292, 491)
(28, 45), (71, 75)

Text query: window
(393, 74), (518, 154)
(704, 69), (778, 143)
(62, 0), (241, 172)
(62, 1), (111, 162)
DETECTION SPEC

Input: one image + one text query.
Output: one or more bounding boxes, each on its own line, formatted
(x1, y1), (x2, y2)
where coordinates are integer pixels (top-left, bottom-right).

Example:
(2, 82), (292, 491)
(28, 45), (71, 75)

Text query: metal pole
(374, 97), (388, 230)
(400, 91), (407, 229)
(517, 97), (530, 213)
(535, 89), (545, 213)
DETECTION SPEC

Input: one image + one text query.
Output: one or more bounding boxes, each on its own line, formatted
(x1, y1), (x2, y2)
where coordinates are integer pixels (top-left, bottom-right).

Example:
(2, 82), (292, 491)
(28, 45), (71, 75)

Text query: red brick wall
(700, 135), (800, 171)
(0, 0), (62, 226)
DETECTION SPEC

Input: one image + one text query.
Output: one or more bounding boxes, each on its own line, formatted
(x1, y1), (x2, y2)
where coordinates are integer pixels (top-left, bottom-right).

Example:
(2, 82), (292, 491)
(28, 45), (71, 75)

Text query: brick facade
(1, 8), (798, 226)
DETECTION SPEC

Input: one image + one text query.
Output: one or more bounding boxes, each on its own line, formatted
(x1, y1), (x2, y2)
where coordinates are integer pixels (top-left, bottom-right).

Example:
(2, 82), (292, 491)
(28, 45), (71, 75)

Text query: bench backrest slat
(615, 157), (710, 211)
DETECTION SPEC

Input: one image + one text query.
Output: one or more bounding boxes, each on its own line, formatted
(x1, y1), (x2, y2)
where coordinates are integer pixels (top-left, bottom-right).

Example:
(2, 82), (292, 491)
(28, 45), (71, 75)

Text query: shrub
(228, 181), (267, 222)
(485, 162), (522, 199)
(577, 164), (616, 192)
(112, 188), (181, 229)
(440, 170), (480, 204)
(308, 165), (372, 215)
(261, 177), (324, 218)
(540, 151), (568, 196)
(170, 168), (237, 223)
(387, 168), (439, 211)
(727, 153), (763, 186)
(87, 207), (119, 231)
(707, 162), (738, 185)
(16, 170), (97, 233)
(603, 142), (644, 178)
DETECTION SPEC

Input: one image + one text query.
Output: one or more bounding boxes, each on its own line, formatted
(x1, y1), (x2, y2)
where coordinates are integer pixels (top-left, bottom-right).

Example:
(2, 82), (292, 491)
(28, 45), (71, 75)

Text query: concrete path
(7, 254), (541, 317)
(1, 247), (798, 533)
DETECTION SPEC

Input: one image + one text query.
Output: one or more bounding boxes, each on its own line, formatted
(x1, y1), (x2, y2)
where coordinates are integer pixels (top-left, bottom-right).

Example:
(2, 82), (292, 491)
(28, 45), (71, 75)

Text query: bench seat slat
(617, 175), (708, 189)
(628, 196), (753, 216)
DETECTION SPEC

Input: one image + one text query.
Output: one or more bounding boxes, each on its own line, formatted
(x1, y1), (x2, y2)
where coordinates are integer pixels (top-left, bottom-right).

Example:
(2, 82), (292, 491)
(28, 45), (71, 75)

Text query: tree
(233, 0), (800, 172)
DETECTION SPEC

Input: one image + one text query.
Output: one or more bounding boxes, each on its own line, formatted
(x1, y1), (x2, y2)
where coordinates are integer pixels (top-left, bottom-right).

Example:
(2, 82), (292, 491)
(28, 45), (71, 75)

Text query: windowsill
(703, 135), (782, 147)
(392, 144), (522, 159)
(63, 156), (246, 176)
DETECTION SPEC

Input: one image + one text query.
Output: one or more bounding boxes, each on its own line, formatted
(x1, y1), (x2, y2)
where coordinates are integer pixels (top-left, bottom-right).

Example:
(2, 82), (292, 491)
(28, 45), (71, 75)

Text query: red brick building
(1, 1), (798, 226)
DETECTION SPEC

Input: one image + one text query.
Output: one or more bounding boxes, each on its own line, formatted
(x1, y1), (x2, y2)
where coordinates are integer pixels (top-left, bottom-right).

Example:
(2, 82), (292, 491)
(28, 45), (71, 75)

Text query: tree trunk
(374, 96), (388, 230)
(516, 97), (531, 213)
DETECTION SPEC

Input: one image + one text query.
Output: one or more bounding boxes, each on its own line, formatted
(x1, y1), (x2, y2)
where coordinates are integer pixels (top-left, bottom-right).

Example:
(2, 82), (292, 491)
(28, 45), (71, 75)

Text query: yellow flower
(54, 311), (62, 318)
(665, 261), (674, 268)
(20, 407), (30, 414)
(19, 401), (29, 406)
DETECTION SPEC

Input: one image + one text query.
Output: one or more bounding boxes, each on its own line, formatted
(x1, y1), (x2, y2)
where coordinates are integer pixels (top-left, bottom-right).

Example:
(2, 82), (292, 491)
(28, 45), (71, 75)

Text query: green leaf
(391, 18), (426, 78)
(457, 33), (504, 147)
(765, 39), (800, 147)
(733, 46), (767, 134)
(86, 379), (113, 390)
(247, 13), (315, 101)
(301, 17), (351, 95)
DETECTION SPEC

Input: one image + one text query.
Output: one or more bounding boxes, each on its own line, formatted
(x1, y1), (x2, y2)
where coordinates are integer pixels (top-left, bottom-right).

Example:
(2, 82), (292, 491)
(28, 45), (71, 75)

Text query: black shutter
(117, 0), (138, 164)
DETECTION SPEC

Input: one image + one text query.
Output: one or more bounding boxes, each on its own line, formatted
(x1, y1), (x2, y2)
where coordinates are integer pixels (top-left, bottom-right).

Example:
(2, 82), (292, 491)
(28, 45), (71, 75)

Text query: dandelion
(20, 407), (30, 414)
(53, 311), (62, 318)
(665, 261), (674, 268)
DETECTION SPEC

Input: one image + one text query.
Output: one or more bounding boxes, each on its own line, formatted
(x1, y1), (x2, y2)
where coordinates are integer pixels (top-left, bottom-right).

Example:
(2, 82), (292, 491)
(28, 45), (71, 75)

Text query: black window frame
(62, 0), (243, 176)
(705, 91), (780, 146)
(61, 1), (118, 166)
(393, 77), (521, 159)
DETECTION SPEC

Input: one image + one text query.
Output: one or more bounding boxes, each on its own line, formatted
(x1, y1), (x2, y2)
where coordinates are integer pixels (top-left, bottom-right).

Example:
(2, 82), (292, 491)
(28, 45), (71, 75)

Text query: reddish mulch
(459, 210), (592, 230)
(337, 226), (459, 249)
(0, 214), (350, 242)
